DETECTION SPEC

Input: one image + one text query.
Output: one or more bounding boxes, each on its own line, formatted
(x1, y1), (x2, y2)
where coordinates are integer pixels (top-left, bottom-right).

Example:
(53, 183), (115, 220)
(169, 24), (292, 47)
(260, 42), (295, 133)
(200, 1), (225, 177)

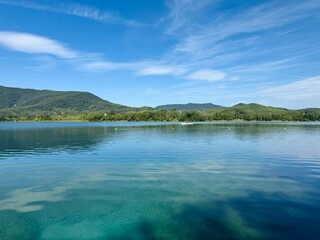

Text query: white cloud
(0, 31), (78, 58)
(260, 76), (320, 100)
(80, 61), (136, 72)
(137, 66), (186, 76)
(187, 69), (226, 82)
(0, 31), (188, 78)
(81, 60), (188, 77)
(0, 0), (141, 27)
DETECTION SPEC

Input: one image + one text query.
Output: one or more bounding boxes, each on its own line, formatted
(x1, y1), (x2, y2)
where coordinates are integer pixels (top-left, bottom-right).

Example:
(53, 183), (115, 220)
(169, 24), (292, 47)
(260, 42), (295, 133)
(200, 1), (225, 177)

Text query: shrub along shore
(1, 109), (320, 122)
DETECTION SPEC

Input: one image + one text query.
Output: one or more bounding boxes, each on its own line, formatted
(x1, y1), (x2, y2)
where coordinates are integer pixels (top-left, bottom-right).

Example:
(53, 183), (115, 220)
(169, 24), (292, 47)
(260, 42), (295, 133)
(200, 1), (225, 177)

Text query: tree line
(82, 109), (320, 122)
(1, 109), (320, 122)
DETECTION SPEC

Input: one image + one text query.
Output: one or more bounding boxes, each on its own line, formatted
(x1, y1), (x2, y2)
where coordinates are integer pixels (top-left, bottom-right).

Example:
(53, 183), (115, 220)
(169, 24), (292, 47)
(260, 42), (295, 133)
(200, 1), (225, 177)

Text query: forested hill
(155, 103), (221, 110)
(0, 86), (133, 112)
(225, 103), (320, 115)
(1, 86), (320, 121)
(217, 103), (289, 114)
(205, 103), (320, 121)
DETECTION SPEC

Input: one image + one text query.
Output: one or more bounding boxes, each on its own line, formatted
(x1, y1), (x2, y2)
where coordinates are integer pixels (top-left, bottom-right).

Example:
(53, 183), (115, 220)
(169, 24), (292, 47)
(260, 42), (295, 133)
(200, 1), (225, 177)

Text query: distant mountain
(206, 103), (292, 115)
(228, 103), (289, 114)
(209, 103), (320, 117)
(0, 86), (133, 113)
(155, 103), (222, 111)
(1, 86), (319, 122)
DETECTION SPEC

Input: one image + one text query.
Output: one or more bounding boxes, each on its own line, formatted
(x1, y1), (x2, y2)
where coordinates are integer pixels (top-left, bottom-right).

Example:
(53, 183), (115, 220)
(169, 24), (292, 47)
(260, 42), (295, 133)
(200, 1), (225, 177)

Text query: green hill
(0, 86), (132, 113)
(155, 103), (222, 111)
(1, 86), (319, 121)
(204, 103), (320, 121)
(218, 103), (289, 114)
(207, 103), (290, 118)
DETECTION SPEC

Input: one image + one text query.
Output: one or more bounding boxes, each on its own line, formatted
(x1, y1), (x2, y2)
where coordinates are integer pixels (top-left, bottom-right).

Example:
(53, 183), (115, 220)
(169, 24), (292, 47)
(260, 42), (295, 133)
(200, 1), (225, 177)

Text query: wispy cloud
(0, 30), (231, 82)
(79, 61), (136, 72)
(187, 69), (226, 82)
(25, 56), (58, 72)
(137, 65), (186, 76)
(156, 0), (320, 92)
(0, 31), (78, 58)
(0, 30), (190, 77)
(174, 0), (320, 58)
(157, 0), (320, 86)
(82, 60), (227, 81)
(162, 0), (215, 34)
(81, 60), (188, 77)
(260, 76), (320, 101)
(229, 58), (301, 73)
(0, 0), (141, 27)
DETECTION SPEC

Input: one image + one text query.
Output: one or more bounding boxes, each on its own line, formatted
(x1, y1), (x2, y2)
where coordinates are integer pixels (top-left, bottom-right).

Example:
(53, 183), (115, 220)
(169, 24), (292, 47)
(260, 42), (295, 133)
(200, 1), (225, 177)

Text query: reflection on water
(0, 122), (320, 240)
(0, 127), (107, 154)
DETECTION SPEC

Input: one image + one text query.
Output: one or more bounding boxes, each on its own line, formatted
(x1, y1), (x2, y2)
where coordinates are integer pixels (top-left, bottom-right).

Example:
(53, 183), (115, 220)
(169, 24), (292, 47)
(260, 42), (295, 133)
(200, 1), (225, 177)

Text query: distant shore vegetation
(1, 108), (320, 122)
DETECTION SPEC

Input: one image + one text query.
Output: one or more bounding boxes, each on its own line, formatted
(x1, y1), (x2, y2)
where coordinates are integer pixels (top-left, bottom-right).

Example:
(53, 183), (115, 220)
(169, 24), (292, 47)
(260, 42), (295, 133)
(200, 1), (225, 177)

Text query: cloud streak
(174, 0), (320, 58)
(81, 60), (189, 77)
(0, 31), (191, 78)
(162, 0), (215, 34)
(187, 69), (226, 82)
(260, 76), (320, 101)
(80, 61), (136, 72)
(0, 30), (231, 83)
(137, 65), (187, 76)
(81, 60), (226, 81)
(0, 0), (141, 27)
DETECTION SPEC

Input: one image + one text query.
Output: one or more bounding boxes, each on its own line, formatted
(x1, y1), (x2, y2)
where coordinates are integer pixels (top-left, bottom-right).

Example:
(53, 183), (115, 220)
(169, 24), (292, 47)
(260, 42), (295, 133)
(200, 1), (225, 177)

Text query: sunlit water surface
(0, 122), (320, 240)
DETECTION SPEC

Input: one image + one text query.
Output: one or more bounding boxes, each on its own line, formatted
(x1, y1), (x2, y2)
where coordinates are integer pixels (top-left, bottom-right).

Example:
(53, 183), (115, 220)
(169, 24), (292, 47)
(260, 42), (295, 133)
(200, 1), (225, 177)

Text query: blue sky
(0, 0), (319, 108)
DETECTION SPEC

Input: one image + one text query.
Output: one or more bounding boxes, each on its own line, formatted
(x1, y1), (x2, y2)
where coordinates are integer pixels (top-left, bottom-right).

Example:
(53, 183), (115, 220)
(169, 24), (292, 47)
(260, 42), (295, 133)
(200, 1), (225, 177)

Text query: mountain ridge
(0, 85), (133, 112)
(1, 85), (320, 122)
(155, 103), (222, 111)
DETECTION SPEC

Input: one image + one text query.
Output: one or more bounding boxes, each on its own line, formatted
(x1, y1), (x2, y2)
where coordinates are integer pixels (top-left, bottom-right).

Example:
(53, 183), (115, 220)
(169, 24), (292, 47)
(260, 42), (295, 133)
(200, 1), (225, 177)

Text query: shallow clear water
(0, 122), (320, 240)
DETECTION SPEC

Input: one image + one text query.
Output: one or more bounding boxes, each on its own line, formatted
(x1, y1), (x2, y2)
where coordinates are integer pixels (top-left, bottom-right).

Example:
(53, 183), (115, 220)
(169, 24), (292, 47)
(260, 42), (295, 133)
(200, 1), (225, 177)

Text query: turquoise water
(0, 122), (320, 240)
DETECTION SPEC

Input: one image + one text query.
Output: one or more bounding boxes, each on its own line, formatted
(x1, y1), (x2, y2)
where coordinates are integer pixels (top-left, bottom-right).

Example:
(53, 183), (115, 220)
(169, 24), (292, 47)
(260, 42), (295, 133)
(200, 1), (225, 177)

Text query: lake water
(0, 122), (320, 240)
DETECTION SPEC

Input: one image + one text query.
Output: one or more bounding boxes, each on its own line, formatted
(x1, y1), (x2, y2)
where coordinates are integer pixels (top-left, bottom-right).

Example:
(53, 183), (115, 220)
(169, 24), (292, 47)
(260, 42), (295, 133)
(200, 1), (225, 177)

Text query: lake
(0, 122), (320, 240)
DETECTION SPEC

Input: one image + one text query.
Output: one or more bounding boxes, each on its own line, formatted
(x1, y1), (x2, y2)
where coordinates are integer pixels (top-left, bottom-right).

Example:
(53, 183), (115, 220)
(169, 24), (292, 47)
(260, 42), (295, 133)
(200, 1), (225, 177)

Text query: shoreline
(1, 120), (319, 123)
